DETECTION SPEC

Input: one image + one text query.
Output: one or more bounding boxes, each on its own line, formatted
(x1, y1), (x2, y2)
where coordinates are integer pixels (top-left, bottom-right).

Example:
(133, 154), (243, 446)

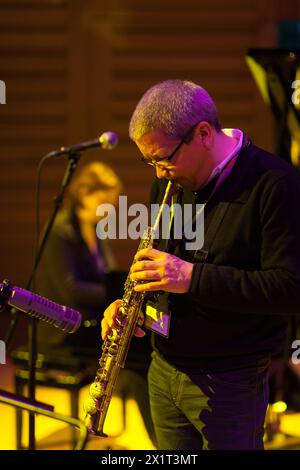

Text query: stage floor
(0, 357), (155, 450)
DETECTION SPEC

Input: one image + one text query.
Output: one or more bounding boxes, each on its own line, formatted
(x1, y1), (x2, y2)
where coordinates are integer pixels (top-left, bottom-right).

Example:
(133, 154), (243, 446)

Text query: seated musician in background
(36, 160), (155, 445)
(36, 161), (121, 351)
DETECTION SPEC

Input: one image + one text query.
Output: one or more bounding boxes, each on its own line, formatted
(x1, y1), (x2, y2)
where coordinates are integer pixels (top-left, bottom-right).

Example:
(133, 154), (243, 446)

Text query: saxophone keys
(89, 381), (105, 399)
(83, 396), (98, 415)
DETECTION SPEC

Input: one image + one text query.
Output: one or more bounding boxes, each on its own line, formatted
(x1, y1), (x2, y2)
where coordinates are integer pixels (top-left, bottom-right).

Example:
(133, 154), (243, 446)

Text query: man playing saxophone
(101, 79), (300, 450)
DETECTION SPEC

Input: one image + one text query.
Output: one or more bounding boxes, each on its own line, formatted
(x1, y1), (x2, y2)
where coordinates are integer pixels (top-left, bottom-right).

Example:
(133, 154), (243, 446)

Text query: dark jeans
(148, 351), (269, 450)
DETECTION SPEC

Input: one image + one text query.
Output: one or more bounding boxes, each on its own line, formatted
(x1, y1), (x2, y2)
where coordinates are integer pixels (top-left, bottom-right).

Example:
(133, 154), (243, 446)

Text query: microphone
(47, 131), (118, 157)
(0, 282), (82, 333)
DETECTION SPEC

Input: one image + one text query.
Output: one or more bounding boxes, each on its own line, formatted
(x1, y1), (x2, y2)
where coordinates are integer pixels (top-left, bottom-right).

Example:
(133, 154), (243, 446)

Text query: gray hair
(129, 79), (221, 142)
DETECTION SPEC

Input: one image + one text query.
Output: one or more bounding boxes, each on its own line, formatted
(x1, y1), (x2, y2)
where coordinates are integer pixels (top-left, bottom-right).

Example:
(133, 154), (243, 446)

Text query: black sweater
(150, 142), (300, 373)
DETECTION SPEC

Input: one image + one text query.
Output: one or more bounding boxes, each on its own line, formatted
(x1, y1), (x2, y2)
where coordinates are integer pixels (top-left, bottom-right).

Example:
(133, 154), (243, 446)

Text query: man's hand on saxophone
(130, 247), (194, 294)
(101, 299), (146, 340)
(101, 247), (193, 341)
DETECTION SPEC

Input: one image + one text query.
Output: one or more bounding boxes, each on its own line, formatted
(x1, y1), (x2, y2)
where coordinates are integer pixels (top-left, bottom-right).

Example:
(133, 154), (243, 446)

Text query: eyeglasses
(140, 121), (199, 169)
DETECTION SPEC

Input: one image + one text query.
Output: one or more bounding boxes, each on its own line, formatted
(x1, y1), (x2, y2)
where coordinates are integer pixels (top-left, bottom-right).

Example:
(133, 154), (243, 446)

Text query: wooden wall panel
(0, 0), (70, 290)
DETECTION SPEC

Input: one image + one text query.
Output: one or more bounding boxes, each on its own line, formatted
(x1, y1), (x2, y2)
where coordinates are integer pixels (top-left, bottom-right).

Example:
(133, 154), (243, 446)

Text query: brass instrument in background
(83, 180), (176, 436)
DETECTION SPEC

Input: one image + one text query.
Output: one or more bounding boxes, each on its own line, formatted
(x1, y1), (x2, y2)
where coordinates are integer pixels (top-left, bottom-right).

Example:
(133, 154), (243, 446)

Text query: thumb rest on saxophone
(83, 180), (177, 436)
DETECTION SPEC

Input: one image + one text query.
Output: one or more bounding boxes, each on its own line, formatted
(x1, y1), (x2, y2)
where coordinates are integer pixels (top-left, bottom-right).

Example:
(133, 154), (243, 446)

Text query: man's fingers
(137, 310), (145, 327)
(131, 260), (158, 273)
(101, 300), (146, 340)
(101, 299), (122, 340)
(131, 270), (160, 281)
(135, 248), (162, 261)
(101, 317), (109, 340)
(134, 280), (166, 292)
(103, 299), (122, 321)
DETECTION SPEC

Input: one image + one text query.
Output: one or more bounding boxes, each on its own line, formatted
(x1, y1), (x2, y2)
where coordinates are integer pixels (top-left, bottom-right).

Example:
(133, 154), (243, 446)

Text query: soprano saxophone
(83, 180), (176, 436)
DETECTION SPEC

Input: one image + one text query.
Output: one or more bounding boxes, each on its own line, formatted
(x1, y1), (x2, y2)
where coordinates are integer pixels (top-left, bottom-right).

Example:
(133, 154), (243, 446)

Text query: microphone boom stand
(6, 150), (82, 450)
